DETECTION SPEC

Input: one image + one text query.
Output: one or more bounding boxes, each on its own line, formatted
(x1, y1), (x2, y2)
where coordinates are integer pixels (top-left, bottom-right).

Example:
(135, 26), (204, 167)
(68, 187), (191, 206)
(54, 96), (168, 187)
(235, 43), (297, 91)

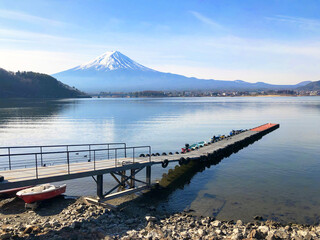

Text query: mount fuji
(70, 51), (153, 72)
(53, 51), (309, 93)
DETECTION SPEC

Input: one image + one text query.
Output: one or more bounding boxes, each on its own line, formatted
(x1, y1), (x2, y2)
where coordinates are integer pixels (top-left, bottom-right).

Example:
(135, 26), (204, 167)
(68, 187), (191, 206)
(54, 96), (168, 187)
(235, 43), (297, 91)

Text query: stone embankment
(0, 197), (320, 240)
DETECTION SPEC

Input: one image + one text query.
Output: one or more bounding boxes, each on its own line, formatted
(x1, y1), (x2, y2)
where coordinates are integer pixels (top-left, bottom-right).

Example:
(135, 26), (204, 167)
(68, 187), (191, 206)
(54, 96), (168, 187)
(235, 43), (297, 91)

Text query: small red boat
(16, 184), (66, 203)
(0, 186), (33, 198)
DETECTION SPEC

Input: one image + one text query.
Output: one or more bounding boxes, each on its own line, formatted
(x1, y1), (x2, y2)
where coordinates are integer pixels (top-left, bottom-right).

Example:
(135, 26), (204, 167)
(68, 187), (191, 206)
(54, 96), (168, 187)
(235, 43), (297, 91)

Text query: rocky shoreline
(0, 196), (320, 240)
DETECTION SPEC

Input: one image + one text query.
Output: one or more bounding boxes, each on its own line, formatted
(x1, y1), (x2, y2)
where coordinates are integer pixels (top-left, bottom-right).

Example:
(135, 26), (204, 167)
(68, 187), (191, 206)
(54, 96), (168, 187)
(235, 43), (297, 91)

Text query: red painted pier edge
(250, 123), (280, 133)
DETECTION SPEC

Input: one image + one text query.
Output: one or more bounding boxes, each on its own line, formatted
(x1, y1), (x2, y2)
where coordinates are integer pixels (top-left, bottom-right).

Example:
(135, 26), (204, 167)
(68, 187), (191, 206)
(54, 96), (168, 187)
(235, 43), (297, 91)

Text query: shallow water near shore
(0, 96), (319, 224)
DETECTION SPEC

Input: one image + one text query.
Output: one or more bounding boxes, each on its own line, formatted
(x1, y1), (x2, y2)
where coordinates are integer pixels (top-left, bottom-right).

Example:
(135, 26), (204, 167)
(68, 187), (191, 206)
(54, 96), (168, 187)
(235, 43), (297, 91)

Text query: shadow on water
(139, 129), (273, 215)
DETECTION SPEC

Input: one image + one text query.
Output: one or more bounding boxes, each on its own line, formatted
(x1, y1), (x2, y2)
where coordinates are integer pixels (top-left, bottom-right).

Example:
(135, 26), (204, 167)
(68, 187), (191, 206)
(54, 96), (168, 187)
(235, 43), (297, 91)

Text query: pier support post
(121, 170), (126, 190)
(130, 169), (135, 188)
(146, 166), (151, 186)
(97, 174), (103, 199)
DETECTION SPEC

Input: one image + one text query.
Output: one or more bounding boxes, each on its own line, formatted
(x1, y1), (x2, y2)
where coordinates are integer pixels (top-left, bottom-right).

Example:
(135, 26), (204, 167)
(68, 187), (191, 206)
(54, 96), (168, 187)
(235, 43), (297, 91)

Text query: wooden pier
(0, 123), (279, 201)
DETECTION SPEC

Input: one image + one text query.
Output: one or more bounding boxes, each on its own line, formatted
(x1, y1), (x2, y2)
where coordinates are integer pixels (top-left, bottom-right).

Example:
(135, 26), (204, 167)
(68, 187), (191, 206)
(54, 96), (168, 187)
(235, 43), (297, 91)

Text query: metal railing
(0, 143), (152, 177)
(0, 143), (126, 170)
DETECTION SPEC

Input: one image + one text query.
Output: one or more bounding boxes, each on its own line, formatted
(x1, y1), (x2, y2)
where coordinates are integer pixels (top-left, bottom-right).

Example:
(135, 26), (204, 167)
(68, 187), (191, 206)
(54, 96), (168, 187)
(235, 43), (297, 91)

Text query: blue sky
(0, 0), (320, 84)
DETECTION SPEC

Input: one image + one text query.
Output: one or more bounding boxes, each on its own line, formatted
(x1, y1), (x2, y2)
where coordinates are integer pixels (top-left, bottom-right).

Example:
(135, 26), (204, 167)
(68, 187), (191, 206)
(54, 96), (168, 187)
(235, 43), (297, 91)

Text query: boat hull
(17, 185), (66, 203)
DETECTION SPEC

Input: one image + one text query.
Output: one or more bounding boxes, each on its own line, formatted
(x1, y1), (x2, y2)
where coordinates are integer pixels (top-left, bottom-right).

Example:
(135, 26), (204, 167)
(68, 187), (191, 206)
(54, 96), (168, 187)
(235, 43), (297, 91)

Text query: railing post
(149, 146), (151, 162)
(146, 165), (151, 186)
(40, 146), (43, 166)
(124, 143), (127, 158)
(93, 150), (96, 170)
(35, 154), (38, 179)
(115, 149), (117, 166)
(67, 151), (70, 174)
(8, 148), (11, 170)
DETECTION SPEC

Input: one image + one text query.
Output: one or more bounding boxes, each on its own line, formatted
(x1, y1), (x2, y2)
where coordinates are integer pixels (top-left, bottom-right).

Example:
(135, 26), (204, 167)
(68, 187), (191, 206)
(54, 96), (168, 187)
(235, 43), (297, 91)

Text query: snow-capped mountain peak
(53, 51), (301, 93)
(73, 51), (154, 72)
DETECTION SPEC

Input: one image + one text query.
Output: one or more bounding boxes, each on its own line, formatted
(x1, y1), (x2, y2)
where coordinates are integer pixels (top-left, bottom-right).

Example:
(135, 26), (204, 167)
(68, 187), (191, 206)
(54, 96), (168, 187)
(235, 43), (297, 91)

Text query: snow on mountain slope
(71, 51), (154, 72)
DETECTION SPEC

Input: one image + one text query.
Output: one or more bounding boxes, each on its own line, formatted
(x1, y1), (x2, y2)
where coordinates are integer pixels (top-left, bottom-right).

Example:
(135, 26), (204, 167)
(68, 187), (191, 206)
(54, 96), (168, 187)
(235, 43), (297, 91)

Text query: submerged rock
(254, 215), (263, 221)
(71, 221), (81, 229)
(145, 216), (157, 222)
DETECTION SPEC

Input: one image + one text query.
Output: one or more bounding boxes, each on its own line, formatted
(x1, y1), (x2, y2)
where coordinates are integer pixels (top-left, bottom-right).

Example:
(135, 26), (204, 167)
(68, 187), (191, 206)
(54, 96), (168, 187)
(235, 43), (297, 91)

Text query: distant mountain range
(0, 68), (88, 98)
(53, 51), (311, 93)
(297, 80), (320, 91)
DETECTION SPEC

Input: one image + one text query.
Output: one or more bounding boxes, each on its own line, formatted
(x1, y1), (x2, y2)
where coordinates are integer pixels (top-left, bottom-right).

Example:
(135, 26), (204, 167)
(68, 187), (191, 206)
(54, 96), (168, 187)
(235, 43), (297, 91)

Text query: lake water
(0, 97), (319, 224)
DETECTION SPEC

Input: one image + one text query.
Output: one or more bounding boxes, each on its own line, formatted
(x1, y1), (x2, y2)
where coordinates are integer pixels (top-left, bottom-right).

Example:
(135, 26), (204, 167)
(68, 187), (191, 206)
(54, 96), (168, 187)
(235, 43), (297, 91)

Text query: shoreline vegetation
(1, 190), (319, 240)
(0, 68), (89, 99)
(96, 90), (319, 98)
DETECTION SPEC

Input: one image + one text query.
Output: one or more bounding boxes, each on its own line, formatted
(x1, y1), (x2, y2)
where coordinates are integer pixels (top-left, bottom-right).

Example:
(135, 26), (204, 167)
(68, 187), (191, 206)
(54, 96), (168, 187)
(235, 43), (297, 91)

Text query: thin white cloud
(0, 28), (75, 42)
(0, 9), (66, 27)
(202, 35), (320, 57)
(189, 11), (223, 29)
(0, 38), (31, 43)
(0, 49), (87, 74)
(266, 15), (320, 30)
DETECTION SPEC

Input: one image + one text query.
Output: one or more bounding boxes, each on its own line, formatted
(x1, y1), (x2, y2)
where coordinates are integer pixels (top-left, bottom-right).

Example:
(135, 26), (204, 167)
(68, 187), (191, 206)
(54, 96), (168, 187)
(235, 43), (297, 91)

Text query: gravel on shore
(1, 196), (320, 240)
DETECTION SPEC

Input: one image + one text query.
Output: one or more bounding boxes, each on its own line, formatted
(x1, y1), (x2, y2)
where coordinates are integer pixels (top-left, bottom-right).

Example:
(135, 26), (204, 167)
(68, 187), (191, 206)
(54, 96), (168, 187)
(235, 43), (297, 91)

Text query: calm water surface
(0, 97), (319, 224)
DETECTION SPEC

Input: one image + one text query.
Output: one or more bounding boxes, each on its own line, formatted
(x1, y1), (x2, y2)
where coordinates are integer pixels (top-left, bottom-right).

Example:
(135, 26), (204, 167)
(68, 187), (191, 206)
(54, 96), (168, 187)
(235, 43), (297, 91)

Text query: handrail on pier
(0, 143), (152, 175)
(0, 143), (128, 171)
